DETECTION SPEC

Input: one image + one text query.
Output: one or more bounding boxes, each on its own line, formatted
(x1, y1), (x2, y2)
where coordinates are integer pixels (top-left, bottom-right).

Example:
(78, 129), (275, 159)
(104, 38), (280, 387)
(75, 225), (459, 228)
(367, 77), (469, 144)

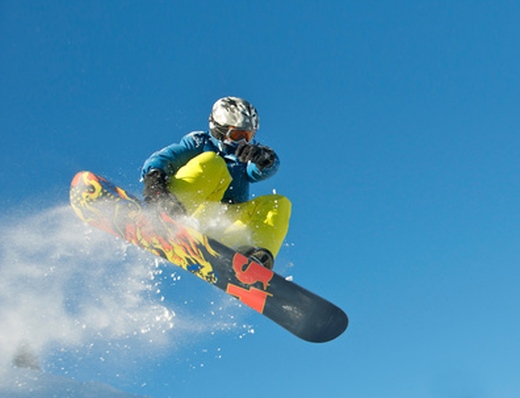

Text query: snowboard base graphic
(70, 171), (348, 342)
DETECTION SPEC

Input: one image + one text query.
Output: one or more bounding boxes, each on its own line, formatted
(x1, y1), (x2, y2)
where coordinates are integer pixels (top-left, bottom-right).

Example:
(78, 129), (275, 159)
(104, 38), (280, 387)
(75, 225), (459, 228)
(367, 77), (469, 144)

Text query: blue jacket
(141, 131), (280, 204)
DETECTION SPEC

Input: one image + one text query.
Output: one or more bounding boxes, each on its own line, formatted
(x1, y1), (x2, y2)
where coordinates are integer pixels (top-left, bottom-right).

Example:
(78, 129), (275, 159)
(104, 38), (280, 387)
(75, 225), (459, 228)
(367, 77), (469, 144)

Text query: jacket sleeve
(246, 150), (280, 182)
(140, 132), (205, 179)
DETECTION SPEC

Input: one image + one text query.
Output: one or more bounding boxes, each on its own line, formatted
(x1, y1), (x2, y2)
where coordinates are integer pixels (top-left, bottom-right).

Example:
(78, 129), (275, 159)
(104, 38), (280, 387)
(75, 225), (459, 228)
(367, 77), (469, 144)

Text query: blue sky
(1, 1), (520, 397)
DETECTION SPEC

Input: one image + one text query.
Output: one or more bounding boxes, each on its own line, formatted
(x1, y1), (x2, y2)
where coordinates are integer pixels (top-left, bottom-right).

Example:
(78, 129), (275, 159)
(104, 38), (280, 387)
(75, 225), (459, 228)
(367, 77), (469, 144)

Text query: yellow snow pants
(167, 151), (291, 257)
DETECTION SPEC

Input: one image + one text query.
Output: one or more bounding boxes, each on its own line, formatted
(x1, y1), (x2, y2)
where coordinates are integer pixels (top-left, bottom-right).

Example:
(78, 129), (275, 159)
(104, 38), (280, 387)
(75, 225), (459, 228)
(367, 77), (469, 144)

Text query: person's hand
(235, 142), (276, 170)
(143, 169), (185, 215)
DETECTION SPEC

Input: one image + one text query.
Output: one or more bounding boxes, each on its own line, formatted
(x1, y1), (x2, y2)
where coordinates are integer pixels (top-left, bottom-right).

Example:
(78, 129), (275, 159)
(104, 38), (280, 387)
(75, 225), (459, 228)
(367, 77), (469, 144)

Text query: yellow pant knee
(168, 152), (232, 214)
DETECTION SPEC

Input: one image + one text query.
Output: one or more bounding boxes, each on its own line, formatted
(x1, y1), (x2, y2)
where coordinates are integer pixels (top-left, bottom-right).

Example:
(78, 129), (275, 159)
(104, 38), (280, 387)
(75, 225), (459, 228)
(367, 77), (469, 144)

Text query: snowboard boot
(240, 246), (275, 270)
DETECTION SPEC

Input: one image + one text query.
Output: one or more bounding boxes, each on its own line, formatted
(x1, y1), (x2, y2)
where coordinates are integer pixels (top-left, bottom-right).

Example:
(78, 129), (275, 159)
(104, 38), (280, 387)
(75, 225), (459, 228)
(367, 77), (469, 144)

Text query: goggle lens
(226, 128), (255, 143)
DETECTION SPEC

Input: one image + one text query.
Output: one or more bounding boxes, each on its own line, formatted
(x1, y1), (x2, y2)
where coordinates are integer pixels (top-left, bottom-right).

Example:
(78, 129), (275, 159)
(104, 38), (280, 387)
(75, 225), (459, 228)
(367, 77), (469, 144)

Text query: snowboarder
(141, 96), (291, 270)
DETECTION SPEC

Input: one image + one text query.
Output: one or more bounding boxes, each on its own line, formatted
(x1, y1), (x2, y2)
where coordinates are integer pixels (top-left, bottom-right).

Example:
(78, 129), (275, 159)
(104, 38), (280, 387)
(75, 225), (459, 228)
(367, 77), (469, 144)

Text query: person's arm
(140, 131), (206, 179)
(235, 142), (280, 182)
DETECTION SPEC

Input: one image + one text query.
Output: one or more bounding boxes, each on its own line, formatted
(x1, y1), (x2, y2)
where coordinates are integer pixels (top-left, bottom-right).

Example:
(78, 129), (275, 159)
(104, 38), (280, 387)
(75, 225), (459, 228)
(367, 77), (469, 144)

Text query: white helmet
(209, 96), (259, 141)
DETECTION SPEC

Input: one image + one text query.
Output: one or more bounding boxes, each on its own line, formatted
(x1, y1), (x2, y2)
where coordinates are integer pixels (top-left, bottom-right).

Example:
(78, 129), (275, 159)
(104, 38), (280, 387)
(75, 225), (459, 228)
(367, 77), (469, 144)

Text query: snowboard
(70, 171), (348, 343)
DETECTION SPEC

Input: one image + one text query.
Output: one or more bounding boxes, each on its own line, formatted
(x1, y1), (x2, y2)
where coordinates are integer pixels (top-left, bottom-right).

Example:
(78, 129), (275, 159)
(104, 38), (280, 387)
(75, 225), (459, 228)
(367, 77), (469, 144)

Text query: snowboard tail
(70, 171), (348, 343)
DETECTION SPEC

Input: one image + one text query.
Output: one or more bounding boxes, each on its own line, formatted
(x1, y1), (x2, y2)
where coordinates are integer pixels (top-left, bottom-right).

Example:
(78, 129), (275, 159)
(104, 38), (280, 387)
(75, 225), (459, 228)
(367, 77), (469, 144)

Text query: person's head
(209, 96), (259, 144)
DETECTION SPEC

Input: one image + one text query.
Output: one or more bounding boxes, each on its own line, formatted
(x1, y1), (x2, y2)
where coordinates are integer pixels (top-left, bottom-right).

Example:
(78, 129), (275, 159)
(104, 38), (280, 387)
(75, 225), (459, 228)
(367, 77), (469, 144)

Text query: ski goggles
(226, 127), (255, 143)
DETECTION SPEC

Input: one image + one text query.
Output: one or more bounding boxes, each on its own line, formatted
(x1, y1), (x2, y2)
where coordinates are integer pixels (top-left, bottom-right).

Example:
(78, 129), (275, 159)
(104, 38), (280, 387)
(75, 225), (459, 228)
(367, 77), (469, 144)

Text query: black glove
(235, 142), (276, 170)
(143, 169), (186, 215)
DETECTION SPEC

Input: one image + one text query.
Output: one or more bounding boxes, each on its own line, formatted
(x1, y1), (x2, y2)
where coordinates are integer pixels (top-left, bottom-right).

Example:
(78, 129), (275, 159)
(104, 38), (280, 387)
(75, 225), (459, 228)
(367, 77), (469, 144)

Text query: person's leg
(168, 151), (291, 260)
